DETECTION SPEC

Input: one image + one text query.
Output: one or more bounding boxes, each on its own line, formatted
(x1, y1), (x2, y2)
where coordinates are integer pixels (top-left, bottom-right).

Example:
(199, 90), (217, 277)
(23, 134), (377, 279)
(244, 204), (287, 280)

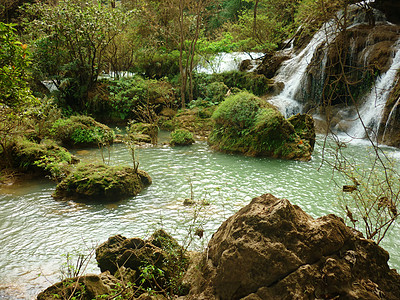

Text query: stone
(208, 91), (314, 161)
(52, 163), (152, 201)
(187, 193), (400, 300)
(36, 272), (121, 300)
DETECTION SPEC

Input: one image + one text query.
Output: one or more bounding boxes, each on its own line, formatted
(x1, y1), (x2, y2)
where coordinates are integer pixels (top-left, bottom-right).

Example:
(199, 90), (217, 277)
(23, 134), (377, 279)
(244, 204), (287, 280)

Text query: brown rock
(187, 194), (400, 300)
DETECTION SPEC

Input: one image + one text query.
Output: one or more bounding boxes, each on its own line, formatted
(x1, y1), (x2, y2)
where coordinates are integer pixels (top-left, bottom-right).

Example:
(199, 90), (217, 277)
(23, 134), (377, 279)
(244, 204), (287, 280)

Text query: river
(0, 134), (399, 299)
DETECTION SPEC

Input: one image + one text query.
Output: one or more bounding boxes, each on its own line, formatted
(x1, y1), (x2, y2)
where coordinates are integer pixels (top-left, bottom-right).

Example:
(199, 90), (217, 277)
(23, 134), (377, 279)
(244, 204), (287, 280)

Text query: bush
(88, 76), (176, 121)
(8, 138), (76, 180)
(209, 91), (314, 161)
(50, 115), (114, 146)
(170, 129), (195, 146)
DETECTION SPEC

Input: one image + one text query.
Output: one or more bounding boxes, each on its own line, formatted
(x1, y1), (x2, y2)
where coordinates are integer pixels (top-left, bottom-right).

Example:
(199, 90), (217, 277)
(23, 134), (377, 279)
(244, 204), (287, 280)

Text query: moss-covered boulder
(53, 163), (152, 201)
(170, 129), (195, 146)
(7, 138), (78, 180)
(127, 122), (158, 144)
(159, 107), (215, 139)
(50, 115), (114, 147)
(208, 91), (314, 161)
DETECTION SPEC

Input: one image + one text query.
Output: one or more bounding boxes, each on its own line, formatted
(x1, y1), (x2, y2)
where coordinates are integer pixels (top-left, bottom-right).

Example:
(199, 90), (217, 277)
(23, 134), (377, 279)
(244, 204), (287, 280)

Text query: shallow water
(0, 137), (399, 299)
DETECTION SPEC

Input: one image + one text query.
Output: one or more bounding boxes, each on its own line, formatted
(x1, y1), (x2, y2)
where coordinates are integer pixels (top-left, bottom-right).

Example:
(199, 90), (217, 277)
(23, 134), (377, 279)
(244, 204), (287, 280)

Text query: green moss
(10, 138), (77, 180)
(209, 92), (314, 161)
(53, 163), (152, 201)
(50, 115), (114, 147)
(170, 129), (195, 146)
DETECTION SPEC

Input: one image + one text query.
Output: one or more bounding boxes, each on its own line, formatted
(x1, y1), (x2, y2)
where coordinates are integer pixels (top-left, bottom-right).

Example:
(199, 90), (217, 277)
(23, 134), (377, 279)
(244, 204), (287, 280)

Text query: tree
(27, 0), (131, 110)
(0, 22), (37, 167)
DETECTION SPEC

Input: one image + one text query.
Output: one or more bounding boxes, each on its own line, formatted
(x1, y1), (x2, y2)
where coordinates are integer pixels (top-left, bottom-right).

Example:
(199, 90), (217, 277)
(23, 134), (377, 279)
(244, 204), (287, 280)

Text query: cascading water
(268, 18), (340, 117)
(196, 52), (264, 74)
(347, 38), (400, 140)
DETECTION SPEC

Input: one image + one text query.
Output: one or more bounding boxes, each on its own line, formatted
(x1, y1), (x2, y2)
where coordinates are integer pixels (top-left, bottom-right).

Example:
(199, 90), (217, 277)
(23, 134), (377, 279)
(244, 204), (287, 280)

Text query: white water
(347, 39), (400, 140)
(268, 19), (340, 117)
(196, 52), (264, 74)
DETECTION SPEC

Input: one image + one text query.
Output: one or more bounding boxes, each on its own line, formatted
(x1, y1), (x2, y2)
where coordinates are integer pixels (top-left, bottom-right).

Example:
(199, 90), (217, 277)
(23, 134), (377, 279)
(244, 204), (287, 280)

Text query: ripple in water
(0, 139), (399, 297)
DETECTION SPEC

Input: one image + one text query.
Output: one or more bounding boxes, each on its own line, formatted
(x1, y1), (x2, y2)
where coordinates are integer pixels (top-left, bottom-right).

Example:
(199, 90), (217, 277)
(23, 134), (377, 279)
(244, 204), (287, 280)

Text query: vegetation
(53, 163), (152, 201)
(50, 115), (115, 147)
(170, 129), (195, 146)
(209, 91), (314, 160)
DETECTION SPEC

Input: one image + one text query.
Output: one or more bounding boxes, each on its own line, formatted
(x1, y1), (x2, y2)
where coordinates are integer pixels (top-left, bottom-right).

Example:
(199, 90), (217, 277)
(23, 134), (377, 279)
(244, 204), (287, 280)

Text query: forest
(2, 0), (400, 299)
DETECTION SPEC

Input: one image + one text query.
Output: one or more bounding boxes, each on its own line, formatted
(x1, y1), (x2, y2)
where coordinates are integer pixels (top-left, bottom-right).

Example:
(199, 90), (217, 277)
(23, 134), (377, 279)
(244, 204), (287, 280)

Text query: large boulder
(208, 91), (315, 161)
(52, 163), (152, 201)
(187, 194), (400, 299)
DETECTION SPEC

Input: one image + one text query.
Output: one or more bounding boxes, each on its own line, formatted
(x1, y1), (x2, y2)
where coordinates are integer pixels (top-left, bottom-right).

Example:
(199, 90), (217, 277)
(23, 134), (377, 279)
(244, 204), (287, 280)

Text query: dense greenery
(209, 91), (314, 160)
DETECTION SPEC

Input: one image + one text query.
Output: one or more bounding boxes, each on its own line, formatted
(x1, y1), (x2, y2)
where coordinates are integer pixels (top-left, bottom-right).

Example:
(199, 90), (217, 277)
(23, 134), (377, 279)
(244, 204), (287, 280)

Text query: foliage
(0, 22), (36, 109)
(7, 138), (74, 180)
(50, 115), (114, 147)
(170, 129), (195, 146)
(53, 163), (152, 201)
(26, 0), (132, 110)
(90, 76), (176, 121)
(209, 91), (313, 160)
(212, 91), (264, 129)
(192, 71), (272, 102)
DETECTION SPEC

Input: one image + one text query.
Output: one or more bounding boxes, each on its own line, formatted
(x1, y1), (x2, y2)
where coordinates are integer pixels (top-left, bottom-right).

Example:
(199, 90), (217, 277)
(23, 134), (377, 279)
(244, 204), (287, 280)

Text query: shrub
(50, 115), (114, 146)
(170, 129), (195, 146)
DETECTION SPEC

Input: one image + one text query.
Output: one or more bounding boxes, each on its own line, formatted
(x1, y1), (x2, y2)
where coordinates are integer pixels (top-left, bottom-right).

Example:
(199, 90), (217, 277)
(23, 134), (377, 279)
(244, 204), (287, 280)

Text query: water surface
(0, 138), (399, 299)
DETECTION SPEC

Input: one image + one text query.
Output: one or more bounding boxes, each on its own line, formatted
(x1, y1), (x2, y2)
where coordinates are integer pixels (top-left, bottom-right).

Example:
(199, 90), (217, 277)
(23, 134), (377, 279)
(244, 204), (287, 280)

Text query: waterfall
(196, 52), (264, 74)
(347, 39), (400, 140)
(267, 18), (339, 117)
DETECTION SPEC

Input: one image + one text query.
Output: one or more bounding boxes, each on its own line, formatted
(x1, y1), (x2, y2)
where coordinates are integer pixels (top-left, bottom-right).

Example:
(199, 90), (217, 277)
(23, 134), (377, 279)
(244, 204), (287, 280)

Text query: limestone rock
(36, 272), (121, 300)
(52, 163), (152, 201)
(188, 194), (400, 300)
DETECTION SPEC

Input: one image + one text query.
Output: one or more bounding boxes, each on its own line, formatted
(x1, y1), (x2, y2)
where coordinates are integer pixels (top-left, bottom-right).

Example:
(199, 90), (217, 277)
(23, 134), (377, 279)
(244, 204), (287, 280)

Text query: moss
(9, 138), (78, 180)
(53, 163), (152, 202)
(50, 115), (115, 147)
(127, 122), (158, 144)
(170, 129), (195, 146)
(167, 107), (215, 139)
(209, 92), (314, 161)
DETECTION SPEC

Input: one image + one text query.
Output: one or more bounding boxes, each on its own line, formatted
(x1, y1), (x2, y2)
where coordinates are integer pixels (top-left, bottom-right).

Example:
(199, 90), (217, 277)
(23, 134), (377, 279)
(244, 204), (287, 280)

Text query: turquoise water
(0, 137), (399, 298)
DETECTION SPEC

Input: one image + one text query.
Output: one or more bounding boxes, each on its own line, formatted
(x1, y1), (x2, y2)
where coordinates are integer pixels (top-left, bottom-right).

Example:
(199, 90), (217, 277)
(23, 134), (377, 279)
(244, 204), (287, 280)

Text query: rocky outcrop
(37, 272), (122, 300)
(95, 230), (189, 295)
(208, 91), (315, 161)
(52, 163), (152, 202)
(50, 115), (114, 147)
(37, 193), (400, 299)
(186, 194), (400, 300)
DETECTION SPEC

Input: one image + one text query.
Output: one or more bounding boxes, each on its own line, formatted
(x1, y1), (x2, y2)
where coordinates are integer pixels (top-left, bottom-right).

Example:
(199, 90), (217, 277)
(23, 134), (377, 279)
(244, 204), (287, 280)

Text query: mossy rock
(127, 122), (158, 144)
(53, 163), (152, 202)
(170, 129), (195, 146)
(50, 115), (114, 147)
(208, 91), (314, 161)
(165, 107), (215, 139)
(8, 138), (78, 180)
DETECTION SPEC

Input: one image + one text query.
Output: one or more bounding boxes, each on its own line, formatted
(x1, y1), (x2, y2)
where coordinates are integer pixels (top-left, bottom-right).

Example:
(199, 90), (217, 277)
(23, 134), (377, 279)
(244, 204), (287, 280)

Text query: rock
(256, 53), (291, 79)
(187, 193), (400, 300)
(52, 163), (152, 201)
(50, 115), (115, 147)
(95, 230), (189, 296)
(170, 129), (195, 146)
(7, 138), (78, 181)
(127, 122), (159, 145)
(37, 272), (121, 300)
(208, 91), (314, 161)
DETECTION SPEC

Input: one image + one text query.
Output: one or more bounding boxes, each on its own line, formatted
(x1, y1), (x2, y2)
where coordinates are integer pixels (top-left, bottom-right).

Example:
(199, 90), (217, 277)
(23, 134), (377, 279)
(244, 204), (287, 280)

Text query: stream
(0, 134), (399, 299)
